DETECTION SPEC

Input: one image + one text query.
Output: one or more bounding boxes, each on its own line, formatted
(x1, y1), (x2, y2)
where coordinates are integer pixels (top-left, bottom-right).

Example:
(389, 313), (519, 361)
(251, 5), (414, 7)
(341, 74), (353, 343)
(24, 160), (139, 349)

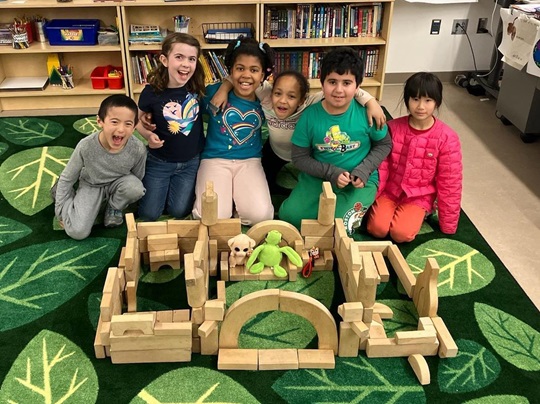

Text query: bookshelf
(0, 0), (127, 117)
(0, 0), (393, 116)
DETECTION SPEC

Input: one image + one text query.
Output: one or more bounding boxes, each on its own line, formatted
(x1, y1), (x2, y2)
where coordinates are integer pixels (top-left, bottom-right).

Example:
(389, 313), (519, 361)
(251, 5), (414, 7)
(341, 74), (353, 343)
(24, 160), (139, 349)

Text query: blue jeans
(138, 152), (200, 221)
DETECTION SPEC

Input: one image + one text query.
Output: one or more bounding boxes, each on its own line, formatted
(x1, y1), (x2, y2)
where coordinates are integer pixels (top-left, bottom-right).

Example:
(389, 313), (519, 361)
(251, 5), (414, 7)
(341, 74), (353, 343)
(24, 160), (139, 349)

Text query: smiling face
(271, 75), (305, 119)
(160, 42), (198, 88)
(97, 106), (136, 153)
(321, 71), (358, 115)
(230, 54), (264, 101)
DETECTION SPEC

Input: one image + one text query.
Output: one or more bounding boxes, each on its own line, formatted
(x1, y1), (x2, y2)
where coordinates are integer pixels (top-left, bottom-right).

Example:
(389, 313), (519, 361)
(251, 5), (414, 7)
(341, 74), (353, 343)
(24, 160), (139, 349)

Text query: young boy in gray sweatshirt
(52, 94), (146, 240)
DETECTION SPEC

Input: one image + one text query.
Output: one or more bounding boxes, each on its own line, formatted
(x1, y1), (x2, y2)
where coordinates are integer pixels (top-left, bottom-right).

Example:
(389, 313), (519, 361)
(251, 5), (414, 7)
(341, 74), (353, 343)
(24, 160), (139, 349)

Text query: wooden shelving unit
(0, 0), (393, 116)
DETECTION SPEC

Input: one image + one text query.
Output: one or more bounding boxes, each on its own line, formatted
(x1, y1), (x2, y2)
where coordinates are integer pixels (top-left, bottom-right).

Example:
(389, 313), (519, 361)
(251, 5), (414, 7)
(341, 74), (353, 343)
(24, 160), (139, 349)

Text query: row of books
(264, 3), (383, 40)
(132, 47), (380, 86)
(128, 24), (166, 45)
(273, 48), (380, 79)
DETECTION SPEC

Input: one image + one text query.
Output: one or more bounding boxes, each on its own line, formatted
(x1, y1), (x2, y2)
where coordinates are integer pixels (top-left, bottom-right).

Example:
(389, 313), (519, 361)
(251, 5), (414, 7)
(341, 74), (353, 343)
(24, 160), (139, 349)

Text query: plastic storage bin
(45, 19), (100, 46)
(91, 65), (124, 89)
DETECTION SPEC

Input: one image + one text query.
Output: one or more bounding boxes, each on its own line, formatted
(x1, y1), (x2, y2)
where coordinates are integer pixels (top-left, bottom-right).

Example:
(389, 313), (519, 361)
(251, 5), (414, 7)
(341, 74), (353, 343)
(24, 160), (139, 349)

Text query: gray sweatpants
(58, 174), (145, 240)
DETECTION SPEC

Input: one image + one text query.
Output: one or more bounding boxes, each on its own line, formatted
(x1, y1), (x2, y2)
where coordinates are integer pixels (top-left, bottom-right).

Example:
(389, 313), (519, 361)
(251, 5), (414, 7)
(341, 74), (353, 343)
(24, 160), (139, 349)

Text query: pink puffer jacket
(378, 116), (463, 234)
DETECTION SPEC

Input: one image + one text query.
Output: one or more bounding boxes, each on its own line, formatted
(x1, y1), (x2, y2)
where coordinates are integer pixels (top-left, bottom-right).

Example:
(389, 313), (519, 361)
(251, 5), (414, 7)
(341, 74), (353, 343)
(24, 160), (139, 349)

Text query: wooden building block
(324, 250), (334, 270)
(192, 240), (207, 268)
(100, 293), (115, 323)
(350, 321), (370, 338)
(431, 316), (458, 358)
(94, 329), (106, 359)
(246, 220), (302, 246)
(192, 337), (201, 353)
(304, 236), (334, 251)
(149, 250), (165, 264)
(337, 302), (364, 322)
(204, 299), (225, 321)
(138, 238), (148, 254)
(220, 251), (230, 281)
(168, 219), (200, 238)
(333, 218), (349, 251)
(418, 317), (436, 332)
(150, 259), (181, 272)
(218, 349), (259, 370)
(259, 349), (299, 370)
(338, 322), (359, 357)
(124, 236), (136, 272)
(297, 349), (335, 369)
(373, 251), (390, 282)
(209, 239), (218, 277)
(200, 326), (219, 355)
(184, 253), (206, 308)
(369, 314), (387, 339)
(301, 219), (334, 237)
(198, 320), (218, 338)
(318, 182), (336, 226)
(125, 212), (137, 238)
(280, 290), (338, 354)
(99, 316), (111, 346)
(363, 307), (374, 324)
(111, 312), (155, 336)
(373, 302), (394, 319)
(156, 310), (173, 323)
(408, 354), (431, 385)
(201, 181), (218, 226)
(387, 244), (416, 297)
(154, 322), (192, 336)
(110, 348), (191, 364)
(219, 289), (280, 349)
(395, 330), (437, 345)
(147, 233), (178, 252)
(216, 280), (226, 302)
(191, 307), (204, 324)
(229, 265), (246, 281)
(126, 280), (137, 313)
(208, 218), (242, 237)
(137, 222), (168, 239)
(287, 258), (298, 282)
(358, 251), (379, 285)
(118, 247), (126, 269)
(173, 309), (190, 323)
(109, 332), (191, 351)
(164, 248), (180, 261)
(366, 338), (439, 358)
(117, 267), (126, 291)
(413, 257), (439, 318)
(356, 241), (393, 254)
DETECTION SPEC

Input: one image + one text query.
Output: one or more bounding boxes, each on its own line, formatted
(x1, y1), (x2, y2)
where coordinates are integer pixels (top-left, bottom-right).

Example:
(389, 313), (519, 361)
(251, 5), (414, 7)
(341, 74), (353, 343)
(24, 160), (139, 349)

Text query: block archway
(219, 289), (338, 354)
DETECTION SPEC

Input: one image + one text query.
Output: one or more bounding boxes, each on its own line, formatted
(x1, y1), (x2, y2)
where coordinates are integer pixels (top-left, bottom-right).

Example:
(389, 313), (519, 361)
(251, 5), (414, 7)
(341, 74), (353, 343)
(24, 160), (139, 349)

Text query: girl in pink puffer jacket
(367, 72), (462, 242)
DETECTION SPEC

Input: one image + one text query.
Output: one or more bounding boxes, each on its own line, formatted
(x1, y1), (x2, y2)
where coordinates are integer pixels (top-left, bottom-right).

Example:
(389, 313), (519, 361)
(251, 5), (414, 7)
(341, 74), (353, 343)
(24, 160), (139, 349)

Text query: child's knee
(64, 225), (92, 241)
(367, 219), (389, 239)
(389, 229), (416, 243)
(241, 205), (274, 226)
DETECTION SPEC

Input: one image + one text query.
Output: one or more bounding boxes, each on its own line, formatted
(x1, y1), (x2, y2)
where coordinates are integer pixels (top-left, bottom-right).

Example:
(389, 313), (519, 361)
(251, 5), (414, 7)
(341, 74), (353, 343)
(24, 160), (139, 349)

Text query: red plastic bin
(90, 65), (124, 89)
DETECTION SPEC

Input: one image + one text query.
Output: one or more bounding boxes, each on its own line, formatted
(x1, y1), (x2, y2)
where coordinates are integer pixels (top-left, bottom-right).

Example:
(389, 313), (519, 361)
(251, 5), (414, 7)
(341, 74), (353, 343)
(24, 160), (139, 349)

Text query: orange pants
(367, 195), (427, 243)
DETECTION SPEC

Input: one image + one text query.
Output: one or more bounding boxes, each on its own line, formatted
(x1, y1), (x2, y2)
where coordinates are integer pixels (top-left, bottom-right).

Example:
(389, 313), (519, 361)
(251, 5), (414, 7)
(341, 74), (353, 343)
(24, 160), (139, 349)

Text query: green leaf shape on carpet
(273, 355), (425, 403)
(437, 339), (501, 393)
(377, 299), (418, 336)
(406, 239), (495, 297)
(0, 237), (120, 332)
(225, 272), (334, 349)
(0, 142), (7, 157)
(474, 302), (540, 371)
(88, 292), (171, 331)
(276, 162), (299, 189)
(74, 116), (148, 145)
(0, 118), (64, 146)
(0, 216), (32, 248)
(0, 146), (73, 216)
(417, 221), (434, 235)
(129, 367), (259, 403)
(0, 329), (99, 403)
(463, 395), (530, 404)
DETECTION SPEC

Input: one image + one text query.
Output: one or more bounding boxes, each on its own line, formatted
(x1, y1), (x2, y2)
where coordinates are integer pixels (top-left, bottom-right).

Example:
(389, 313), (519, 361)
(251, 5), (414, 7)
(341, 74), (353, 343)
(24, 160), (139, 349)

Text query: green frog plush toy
(246, 230), (303, 278)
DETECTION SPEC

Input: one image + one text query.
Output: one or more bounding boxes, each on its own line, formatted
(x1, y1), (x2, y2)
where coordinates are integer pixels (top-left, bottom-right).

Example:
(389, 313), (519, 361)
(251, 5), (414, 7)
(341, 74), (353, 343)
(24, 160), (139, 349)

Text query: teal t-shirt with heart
(201, 83), (265, 160)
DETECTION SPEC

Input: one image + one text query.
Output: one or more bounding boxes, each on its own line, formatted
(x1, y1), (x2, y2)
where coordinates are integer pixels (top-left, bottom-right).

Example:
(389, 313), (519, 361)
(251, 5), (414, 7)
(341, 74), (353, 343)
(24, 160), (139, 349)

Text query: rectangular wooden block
(168, 219), (200, 238)
(154, 322), (192, 336)
(204, 300), (225, 321)
(200, 326), (219, 355)
(198, 320), (218, 338)
(218, 349), (259, 370)
(418, 317), (436, 332)
(395, 330), (437, 345)
(173, 309), (190, 323)
(191, 307), (204, 324)
(111, 312), (155, 336)
(258, 349), (299, 370)
(155, 310), (173, 323)
(338, 322), (359, 357)
(137, 222), (168, 239)
(356, 241), (393, 254)
(301, 219), (334, 237)
(387, 244), (416, 297)
(373, 251), (390, 282)
(147, 233), (178, 252)
(366, 338), (439, 358)
(304, 236), (334, 251)
(110, 348), (191, 364)
(324, 250), (334, 270)
(431, 316), (458, 358)
(110, 332), (192, 351)
(164, 249), (180, 261)
(208, 218), (242, 237)
(220, 251), (229, 281)
(359, 251), (379, 285)
(216, 280), (226, 302)
(337, 302), (364, 322)
(350, 321), (370, 338)
(149, 250), (165, 263)
(297, 349), (335, 369)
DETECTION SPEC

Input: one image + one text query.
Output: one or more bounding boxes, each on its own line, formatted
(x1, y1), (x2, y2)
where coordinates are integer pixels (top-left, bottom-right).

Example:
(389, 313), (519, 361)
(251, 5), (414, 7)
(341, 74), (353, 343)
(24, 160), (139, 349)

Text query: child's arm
(210, 77), (233, 112)
(136, 109), (164, 149)
(54, 148), (84, 217)
(355, 88), (386, 130)
(350, 130), (392, 188)
(435, 132), (463, 234)
(291, 145), (350, 188)
(131, 143), (147, 181)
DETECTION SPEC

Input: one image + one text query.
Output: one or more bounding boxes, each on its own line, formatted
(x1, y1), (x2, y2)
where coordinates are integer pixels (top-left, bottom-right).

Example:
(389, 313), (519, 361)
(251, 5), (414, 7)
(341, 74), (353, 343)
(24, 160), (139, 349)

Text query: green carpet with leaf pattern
(0, 115), (538, 404)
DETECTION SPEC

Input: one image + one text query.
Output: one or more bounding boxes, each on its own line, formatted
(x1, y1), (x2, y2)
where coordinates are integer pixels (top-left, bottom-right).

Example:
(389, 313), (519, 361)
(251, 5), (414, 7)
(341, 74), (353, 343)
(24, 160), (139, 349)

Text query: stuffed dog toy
(228, 234), (256, 268)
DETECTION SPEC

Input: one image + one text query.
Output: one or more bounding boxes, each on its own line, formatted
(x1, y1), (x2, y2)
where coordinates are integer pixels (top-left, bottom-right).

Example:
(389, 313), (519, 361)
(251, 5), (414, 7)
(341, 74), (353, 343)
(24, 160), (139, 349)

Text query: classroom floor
(381, 83), (540, 311)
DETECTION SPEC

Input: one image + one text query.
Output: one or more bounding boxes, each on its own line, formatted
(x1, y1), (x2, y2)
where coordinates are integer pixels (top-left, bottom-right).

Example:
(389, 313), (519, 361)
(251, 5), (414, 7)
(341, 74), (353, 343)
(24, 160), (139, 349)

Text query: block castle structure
(94, 181), (458, 384)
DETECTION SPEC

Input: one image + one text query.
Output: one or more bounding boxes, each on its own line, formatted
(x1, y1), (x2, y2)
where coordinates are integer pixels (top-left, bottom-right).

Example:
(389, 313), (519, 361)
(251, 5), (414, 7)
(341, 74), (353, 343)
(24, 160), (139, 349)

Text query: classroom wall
(386, 0), (499, 73)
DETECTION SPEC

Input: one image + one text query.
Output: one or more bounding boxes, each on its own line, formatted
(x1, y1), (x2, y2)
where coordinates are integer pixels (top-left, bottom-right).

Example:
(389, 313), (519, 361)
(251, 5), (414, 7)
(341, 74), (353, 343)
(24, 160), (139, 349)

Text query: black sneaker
(104, 205), (123, 228)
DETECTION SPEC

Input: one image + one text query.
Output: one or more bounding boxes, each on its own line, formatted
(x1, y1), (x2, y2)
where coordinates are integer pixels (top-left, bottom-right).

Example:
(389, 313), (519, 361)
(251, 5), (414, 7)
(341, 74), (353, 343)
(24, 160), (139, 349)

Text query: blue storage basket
(45, 19), (100, 46)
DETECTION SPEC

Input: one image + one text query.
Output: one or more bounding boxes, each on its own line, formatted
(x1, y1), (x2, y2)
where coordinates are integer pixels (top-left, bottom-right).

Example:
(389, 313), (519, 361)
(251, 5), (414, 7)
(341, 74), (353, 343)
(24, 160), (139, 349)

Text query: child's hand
(210, 90), (229, 113)
(336, 172), (351, 188)
(366, 99), (387, 130)
(147, 133), (164, 149)
(351, 176), (365, 188)
(140, 112), (156, 132)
